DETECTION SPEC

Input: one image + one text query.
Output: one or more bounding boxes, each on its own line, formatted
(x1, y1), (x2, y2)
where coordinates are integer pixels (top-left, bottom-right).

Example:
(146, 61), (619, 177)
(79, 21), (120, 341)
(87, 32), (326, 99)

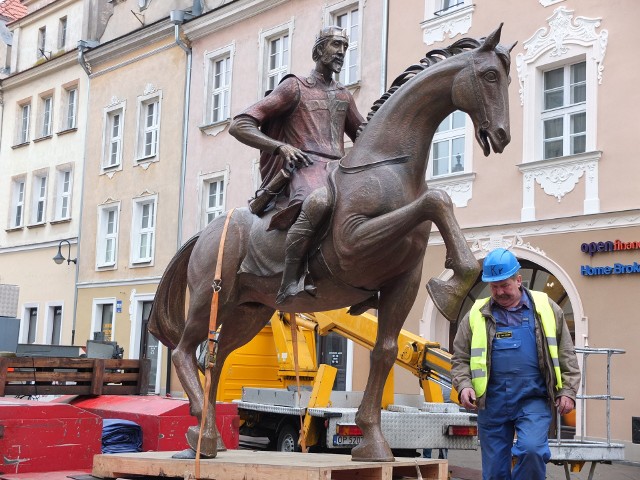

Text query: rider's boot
(276, 210), (317, 304)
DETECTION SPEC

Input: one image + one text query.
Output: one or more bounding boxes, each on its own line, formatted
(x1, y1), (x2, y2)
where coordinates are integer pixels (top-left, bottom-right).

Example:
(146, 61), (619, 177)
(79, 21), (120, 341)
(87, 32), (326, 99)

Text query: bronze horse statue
(150, 25), (514, 462)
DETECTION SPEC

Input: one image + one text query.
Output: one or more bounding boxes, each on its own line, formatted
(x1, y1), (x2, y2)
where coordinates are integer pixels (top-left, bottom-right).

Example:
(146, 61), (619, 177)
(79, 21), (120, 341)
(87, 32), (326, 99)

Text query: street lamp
(53, 239), (77, 265)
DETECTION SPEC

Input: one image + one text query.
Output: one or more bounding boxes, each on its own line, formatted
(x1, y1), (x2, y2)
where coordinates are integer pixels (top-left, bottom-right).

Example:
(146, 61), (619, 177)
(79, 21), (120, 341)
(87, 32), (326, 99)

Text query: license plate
(333, 435), (362, 447)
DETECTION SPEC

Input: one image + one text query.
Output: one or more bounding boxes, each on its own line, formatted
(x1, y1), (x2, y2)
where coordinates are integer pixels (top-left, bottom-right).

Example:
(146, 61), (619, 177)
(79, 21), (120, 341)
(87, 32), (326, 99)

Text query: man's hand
(277, 144), (313, 169)
(555, 395), (575, 415)
(460, 387), (477, 410)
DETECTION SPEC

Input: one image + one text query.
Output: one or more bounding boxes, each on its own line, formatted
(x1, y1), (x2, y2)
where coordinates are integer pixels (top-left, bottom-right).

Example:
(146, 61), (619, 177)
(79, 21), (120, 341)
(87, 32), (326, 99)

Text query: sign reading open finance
(580, 239), (640, 277)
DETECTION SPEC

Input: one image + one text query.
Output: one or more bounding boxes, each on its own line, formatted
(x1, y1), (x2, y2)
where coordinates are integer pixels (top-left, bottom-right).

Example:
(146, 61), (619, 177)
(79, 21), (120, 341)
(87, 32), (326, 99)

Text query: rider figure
(229, 26), (364, 304)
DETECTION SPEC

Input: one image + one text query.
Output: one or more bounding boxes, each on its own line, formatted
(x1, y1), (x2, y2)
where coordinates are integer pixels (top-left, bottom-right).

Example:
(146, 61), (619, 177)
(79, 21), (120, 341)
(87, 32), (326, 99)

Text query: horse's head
(452, 24), (515, 156)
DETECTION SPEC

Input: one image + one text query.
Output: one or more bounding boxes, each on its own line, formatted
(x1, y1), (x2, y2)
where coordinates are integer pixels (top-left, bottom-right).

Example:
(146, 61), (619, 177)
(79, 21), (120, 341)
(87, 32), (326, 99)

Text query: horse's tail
(148, 234), (199, 350)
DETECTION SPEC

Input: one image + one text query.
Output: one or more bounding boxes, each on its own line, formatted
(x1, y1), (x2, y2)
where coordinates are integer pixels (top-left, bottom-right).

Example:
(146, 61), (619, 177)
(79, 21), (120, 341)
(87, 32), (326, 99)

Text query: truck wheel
(276, 424), (300, 452)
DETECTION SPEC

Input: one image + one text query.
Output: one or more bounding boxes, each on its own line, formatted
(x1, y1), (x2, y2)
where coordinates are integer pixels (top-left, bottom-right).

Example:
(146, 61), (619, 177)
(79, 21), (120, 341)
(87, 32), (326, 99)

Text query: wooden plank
(137, 358), (150, 394)
(91, 450), (447, 480)
(4, 384), (92, 396)
(0, 358), (8, 397)
(91, 359), (105, 396)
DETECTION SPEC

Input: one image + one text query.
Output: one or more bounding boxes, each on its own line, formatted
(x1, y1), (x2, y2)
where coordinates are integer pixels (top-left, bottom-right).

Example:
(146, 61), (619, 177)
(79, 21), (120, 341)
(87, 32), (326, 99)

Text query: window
(27, 307), (38, 343)
(93, 300), (115, 342)
(132, 197), (156, 264)
(137, 97), (160, 159)
(204, 178), (224, 225)
(31, 174), (48, 224)
(435, 0), (466, 15)
(64, 87), (77, 130)
(103, 107), (124, 169)
(334, 6), (359, 85)
(40, 95), (53, 137)
(17, 103), (30, 144)
(48, 305), (62, 345)
(37, 26), (46, 59)
(97, 204), (119, 267)
(208, 54), (231, 124)
(55, 169), (72, 220)
(58, 17), (67, 50)
(266, 33), (289, 92)
(431, 111), (466, 177)
(541, 62), (586, 159)
(10, 178), (26, 228)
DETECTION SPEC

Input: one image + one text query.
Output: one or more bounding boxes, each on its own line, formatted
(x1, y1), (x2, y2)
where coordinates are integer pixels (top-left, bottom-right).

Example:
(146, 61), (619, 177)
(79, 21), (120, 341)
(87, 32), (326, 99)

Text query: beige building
(0, 0), (87, 346)
(178, 0), (386, 393)
(74, 0), (196, 394)
(388, 0), (640, 458)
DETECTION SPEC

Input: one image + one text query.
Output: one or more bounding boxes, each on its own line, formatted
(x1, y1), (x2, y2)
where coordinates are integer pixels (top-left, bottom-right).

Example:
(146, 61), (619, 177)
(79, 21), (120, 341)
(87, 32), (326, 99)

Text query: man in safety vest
(451, 248), (580, 480)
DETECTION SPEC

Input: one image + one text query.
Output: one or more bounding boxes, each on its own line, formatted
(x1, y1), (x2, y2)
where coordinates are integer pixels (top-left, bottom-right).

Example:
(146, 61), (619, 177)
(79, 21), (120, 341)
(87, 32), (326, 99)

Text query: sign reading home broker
(580, 240), (640, 276)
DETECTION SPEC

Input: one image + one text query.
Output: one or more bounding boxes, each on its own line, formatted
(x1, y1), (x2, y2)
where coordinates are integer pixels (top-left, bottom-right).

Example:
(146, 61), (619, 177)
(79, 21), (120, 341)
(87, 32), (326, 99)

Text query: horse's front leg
(420, 189), (480, 322)
(352, 267), (422, 462)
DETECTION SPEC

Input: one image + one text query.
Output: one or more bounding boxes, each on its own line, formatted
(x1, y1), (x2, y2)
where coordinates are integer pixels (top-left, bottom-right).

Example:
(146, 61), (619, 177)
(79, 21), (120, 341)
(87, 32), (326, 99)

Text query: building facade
(388, 0), (639, 457)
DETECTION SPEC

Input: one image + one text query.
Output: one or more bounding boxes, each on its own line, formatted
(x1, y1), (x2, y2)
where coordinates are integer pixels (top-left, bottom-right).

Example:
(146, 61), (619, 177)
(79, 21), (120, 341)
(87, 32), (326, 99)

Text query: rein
(195, 208), (235, 479)
(338, 155), (409, 173)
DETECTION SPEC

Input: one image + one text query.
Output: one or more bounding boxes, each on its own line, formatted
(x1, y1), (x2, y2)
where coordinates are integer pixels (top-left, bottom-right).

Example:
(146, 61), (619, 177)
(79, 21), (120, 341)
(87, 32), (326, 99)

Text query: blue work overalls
(477, 306), (552, 480)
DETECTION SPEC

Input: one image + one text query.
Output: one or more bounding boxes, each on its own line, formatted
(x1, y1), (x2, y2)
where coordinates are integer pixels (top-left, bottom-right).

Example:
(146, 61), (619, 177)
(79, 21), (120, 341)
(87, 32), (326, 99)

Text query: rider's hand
(460, 387), (477, 410)
(276, 144), (313, 169)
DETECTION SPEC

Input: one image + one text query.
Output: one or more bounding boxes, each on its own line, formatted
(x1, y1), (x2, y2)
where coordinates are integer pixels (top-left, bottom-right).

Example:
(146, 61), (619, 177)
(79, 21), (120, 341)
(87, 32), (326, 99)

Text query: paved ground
(445, 448), (640, 480)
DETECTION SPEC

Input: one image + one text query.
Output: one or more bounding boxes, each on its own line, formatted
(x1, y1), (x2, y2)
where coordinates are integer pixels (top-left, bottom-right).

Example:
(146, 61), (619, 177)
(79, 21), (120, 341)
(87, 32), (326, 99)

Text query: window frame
(62, 85), (78, 131)
(131, 195), (157, 265)
(45, 303), (63, 345)
(204, 45), (234, 125)
(96, 202), (120, 269)
(39, 94), (54, 138)
(30, 172), (48, 225)
(429, 111), (468, 178)
(135, 93), (161, 161)
(37, 26), (46, 59)
(329, 2), (361, 86)
(10, 177), (26, 228)
(91, 298), (117, 343)
(54, 166), (73, 221)
(58, 16), (67, 50)
(540, 61), (586, 160)
(198, 168), (228, 230)
(22, 304), (39, 344)
(258, 21), (294, 97)
(102, 103), (126, 171)
(17, 102), (31, 145)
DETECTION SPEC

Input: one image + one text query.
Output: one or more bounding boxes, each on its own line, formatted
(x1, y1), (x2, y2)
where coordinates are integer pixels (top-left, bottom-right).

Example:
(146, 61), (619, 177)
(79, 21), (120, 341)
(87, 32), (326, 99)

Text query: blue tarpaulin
(101, 418), (143, 454)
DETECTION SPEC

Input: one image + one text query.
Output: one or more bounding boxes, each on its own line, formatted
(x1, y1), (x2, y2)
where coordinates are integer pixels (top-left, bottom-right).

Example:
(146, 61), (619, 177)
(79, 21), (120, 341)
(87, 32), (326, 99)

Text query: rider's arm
(229, 115), (284, 154)
(344, 91), (365, 142)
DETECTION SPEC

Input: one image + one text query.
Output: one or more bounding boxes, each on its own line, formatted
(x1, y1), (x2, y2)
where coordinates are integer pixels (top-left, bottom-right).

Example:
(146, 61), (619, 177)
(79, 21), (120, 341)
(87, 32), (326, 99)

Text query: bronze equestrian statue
(149, 25), (515, 462)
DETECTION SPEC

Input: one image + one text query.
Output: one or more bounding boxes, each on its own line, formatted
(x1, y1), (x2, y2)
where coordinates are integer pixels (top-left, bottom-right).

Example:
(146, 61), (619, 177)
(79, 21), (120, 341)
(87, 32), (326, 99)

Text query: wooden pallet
(92, 450), (448, 480)
(0, 357), (149, 396)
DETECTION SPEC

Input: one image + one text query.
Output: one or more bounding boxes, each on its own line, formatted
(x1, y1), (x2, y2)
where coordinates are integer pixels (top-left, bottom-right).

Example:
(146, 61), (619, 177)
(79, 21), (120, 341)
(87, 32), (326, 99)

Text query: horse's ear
(481, 23), (503, 51)
(508, 41), (518, 53)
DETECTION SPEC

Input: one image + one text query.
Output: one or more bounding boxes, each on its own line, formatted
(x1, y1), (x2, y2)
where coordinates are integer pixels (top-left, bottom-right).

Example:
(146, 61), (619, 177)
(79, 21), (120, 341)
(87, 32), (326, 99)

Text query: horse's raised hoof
(351, 440), (395, 462)
(426, 278), (464, 322)
(172, 448), (199, 459)
(186, 425), (218, 458)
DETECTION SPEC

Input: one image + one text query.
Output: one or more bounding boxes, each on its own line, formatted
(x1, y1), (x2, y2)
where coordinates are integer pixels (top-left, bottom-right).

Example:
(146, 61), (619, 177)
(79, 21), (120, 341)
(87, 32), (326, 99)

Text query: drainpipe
(381, 0), (389, 94)
(171, 11), (192, 250)
(70, 40), (97, 345)
(168, 11), (193, 395)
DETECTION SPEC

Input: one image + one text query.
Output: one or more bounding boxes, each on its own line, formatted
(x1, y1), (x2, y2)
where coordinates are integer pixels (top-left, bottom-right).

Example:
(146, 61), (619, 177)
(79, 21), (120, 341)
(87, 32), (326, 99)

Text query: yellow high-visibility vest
(468, 291), (562, 397)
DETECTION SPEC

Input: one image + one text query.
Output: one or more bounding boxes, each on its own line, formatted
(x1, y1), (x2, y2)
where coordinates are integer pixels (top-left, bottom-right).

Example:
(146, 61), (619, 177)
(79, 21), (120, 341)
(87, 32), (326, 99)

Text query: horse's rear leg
(422, 189), (480, 321)
(183, 303), (275, 457)
(352, 268), (422, 462)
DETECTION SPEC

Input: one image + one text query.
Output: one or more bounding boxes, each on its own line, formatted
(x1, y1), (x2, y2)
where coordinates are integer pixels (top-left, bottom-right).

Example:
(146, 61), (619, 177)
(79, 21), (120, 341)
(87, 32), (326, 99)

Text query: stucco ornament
(516, 6), (608, 104)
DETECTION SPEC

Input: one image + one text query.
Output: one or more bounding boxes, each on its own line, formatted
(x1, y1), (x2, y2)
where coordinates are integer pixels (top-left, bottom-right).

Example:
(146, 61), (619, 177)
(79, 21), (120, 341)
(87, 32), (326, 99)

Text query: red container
(0, 397), (102, 474)
(71, 395), (239, 451)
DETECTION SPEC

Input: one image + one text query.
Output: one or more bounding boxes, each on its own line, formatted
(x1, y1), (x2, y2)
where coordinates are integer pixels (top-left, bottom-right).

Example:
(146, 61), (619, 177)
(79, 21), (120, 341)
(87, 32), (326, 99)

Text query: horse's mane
(356, 37), (482, 138)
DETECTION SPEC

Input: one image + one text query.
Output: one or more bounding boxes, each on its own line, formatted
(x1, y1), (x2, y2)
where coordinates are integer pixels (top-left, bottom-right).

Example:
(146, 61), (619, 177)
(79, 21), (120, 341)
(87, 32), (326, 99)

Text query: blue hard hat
(482, 248), (521, 282)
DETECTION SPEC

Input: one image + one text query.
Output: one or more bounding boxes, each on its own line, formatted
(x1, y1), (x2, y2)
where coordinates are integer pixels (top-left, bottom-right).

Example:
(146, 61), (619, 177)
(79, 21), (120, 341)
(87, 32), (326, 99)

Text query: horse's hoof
(186, 425), (218, 458)
(351, 440), (395, 462)
(426, 278), (464, 322)
(172, 448), (198, 459)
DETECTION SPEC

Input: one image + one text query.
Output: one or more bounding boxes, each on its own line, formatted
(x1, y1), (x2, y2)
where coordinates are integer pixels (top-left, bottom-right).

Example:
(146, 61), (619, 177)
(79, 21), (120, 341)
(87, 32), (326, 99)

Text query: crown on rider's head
(314, 26), (349, 48)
